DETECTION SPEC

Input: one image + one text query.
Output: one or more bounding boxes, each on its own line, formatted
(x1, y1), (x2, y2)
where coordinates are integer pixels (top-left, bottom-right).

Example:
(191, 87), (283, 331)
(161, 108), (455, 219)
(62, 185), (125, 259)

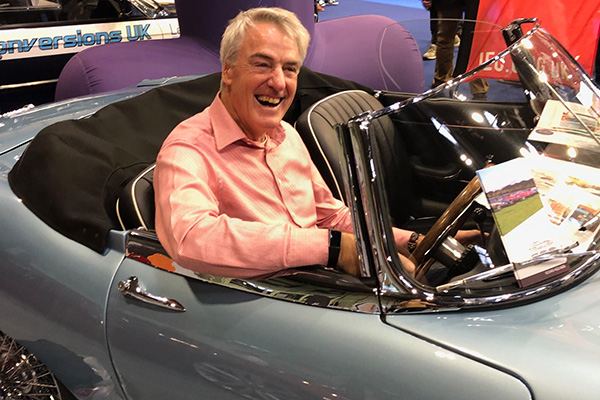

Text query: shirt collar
(210, 93), (286, 151)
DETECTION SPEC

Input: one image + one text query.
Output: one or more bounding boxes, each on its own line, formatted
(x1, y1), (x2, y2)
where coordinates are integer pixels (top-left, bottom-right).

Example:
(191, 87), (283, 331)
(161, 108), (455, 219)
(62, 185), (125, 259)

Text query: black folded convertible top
(8, 68), (372, 253)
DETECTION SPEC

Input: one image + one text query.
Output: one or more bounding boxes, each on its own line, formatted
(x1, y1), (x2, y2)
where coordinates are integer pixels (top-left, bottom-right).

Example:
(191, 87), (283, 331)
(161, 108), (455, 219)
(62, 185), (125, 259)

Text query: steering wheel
(410, 176), (482, 281)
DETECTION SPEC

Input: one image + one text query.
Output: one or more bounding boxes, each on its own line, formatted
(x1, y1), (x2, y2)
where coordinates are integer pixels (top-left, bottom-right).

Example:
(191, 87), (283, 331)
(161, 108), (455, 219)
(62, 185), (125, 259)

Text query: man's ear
(222, 63), (234, 86)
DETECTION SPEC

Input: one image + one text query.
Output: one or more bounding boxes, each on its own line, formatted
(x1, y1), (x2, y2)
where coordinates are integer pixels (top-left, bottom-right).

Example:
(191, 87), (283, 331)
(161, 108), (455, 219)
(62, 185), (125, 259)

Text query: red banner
(467, 0), (600, 80)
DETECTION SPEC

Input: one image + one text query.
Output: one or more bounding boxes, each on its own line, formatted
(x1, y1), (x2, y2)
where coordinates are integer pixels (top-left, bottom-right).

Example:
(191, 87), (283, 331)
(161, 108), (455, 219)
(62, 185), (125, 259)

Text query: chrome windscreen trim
(341, 97), (600, 313)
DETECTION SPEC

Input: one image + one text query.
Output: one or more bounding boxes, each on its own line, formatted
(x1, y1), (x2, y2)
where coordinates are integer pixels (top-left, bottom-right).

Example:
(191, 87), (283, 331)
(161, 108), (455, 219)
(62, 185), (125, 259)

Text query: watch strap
(327, 230), (342, 268)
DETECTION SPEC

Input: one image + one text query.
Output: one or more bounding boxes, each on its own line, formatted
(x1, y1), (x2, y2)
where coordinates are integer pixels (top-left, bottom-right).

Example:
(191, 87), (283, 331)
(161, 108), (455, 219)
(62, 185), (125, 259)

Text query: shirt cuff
(287, 227), (330, 267)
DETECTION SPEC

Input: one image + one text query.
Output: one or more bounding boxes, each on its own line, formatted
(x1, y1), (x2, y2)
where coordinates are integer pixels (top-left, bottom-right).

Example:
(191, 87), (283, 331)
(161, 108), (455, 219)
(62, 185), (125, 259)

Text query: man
(432, 0), (488, 98)
(421, 0), (460, 61)
(154, 7), (430, 280)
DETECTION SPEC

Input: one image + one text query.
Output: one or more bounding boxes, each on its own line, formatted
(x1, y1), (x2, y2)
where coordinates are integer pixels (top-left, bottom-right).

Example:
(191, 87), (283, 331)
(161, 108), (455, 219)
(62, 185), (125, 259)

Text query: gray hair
(220, 7), (311, 67)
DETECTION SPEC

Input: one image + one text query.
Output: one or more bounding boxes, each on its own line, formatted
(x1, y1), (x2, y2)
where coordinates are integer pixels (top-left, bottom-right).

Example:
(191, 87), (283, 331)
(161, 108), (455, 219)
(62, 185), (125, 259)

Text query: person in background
(422, 1), (438, 60)
(314, 0), (338, 21)
(317, 0), (338, 7)
(422, 0), (460, 61)
(432, 0), (488, 99)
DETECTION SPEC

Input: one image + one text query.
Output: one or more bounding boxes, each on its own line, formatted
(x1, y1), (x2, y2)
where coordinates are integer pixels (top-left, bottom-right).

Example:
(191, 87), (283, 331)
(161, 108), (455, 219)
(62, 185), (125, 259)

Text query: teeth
(256, 95), (282, 105)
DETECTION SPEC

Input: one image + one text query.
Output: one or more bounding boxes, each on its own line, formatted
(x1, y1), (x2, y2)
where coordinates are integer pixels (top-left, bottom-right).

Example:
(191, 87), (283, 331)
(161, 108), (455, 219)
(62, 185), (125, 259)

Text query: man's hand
(337, 232), (361, 276)
(455, 229), (485, 246)
(422, 0), (432, 10)
(398, 253), (416, 277)
(336, 230), (483, 279)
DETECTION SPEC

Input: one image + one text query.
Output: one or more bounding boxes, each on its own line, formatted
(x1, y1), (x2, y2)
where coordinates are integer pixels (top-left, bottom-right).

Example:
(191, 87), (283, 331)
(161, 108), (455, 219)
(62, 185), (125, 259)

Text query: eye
(252, 61), (271, 70)
(284, 66), (298, 75)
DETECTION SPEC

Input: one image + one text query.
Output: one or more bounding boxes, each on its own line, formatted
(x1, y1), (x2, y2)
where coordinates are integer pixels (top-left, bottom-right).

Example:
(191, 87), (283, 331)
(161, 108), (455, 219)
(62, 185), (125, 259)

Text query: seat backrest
(295, 90), (415, 226)
(116, 164), (155, 230)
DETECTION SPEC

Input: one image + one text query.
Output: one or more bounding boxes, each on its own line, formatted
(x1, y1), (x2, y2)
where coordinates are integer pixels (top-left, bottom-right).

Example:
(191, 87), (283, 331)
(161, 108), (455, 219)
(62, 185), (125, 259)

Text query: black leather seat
(295, 89), (420, 227)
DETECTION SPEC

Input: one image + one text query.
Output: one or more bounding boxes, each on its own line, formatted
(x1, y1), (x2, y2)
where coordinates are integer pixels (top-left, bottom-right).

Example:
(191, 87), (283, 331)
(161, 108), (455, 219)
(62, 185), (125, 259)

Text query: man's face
(221, 22), (301, 141)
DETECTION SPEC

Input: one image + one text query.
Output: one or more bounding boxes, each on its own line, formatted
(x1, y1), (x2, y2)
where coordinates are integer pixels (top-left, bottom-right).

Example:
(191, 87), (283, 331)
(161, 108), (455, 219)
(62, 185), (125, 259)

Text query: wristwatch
(327, 230), (342, 268)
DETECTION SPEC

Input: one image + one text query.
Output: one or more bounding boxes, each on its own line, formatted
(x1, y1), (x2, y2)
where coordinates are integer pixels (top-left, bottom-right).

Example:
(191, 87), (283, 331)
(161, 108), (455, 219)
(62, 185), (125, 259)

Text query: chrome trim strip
(0, 79), (58, 91)
(337, 119), (375, 279)
(116, 164), (155, 230)
(124, 229), (380, 313)
(131, 164), (155, 230)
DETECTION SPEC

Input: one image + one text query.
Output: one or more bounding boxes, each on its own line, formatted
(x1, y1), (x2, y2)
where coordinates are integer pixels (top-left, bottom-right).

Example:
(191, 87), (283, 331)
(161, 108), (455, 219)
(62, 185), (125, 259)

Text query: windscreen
(362, 21), (600, 306)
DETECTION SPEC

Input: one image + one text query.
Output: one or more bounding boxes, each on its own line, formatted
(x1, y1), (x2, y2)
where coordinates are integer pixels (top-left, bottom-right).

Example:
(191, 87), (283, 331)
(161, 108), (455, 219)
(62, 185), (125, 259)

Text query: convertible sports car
(1, 19), (600, 400)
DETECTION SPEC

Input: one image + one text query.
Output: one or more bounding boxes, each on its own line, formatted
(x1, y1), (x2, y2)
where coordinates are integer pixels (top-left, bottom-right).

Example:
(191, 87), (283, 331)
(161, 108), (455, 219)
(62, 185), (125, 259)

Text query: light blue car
(1, 20), (599, 400)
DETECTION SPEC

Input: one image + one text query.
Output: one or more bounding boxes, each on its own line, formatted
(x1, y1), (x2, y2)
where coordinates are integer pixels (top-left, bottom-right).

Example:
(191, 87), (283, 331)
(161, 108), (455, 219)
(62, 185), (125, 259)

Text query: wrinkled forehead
(239, 23), (301, 62)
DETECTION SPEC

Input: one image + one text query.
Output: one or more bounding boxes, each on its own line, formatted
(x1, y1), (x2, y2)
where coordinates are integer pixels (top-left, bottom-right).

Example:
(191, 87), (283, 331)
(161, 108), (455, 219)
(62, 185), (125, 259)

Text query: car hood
(385, 271), (600, 399)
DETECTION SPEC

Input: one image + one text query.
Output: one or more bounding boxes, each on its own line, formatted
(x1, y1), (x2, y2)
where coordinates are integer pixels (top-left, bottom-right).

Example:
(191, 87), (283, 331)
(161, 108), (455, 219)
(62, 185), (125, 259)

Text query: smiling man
(219, 15), (301, 143)
(154, 7), (420, 279)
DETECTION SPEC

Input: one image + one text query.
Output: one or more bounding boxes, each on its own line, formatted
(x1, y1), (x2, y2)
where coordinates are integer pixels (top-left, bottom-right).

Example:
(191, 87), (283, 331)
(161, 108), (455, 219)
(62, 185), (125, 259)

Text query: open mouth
(256, 95), (283, 107)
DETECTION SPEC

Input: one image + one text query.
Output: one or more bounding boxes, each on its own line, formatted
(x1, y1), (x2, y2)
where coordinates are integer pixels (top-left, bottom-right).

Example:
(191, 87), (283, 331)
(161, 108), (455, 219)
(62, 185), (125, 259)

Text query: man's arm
(308, 158), (419, 273)
(154, 141), (330, 279)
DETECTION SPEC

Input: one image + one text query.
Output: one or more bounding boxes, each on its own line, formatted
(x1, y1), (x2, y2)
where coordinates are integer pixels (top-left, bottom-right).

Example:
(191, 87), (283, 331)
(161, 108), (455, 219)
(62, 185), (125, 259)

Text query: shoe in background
(422, 43), (437, 60)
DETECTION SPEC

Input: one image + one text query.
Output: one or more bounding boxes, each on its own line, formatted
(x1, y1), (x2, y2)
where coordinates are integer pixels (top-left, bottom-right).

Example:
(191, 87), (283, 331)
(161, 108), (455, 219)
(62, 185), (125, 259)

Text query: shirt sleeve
(310, 161), (354, 232)
(154, 139), (331, 279)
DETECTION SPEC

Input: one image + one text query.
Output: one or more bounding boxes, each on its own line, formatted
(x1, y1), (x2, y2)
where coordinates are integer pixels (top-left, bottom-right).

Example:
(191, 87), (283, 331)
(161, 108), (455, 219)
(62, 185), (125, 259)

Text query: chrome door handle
(118, 276), (186, 312)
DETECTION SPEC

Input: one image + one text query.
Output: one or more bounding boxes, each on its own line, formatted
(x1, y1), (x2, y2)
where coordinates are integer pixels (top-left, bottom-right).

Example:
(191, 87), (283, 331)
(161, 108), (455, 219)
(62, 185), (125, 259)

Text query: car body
(0, 0), (178, 113)
(1, 20), (600, 400)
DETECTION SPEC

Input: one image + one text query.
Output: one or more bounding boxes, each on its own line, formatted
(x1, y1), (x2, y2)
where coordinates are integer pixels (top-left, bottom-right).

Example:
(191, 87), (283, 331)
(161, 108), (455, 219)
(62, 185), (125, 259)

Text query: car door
(105, 253), (388, 400)
(105, 234), (534, 400)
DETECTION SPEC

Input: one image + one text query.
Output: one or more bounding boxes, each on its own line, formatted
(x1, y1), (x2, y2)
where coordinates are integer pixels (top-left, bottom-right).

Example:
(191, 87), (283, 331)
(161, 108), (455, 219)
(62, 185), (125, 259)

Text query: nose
(268, 67), (286, 91)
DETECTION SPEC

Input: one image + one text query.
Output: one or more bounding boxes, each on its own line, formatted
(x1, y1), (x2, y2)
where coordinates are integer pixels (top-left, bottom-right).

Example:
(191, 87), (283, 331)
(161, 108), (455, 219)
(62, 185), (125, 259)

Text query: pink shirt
(154, 95), (353, 279)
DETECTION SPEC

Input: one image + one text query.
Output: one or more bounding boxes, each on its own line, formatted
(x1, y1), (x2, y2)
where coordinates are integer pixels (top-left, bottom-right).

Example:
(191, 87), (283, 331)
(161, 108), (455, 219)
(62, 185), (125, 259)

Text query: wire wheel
(0, 330), (65, 399)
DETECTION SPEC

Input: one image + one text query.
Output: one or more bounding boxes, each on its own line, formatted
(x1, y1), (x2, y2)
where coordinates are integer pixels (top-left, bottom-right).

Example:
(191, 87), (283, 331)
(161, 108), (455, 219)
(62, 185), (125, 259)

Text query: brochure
(530, 156), (600, 252)
(528, 99), (600, 152)
(476, 158), (571, 287)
